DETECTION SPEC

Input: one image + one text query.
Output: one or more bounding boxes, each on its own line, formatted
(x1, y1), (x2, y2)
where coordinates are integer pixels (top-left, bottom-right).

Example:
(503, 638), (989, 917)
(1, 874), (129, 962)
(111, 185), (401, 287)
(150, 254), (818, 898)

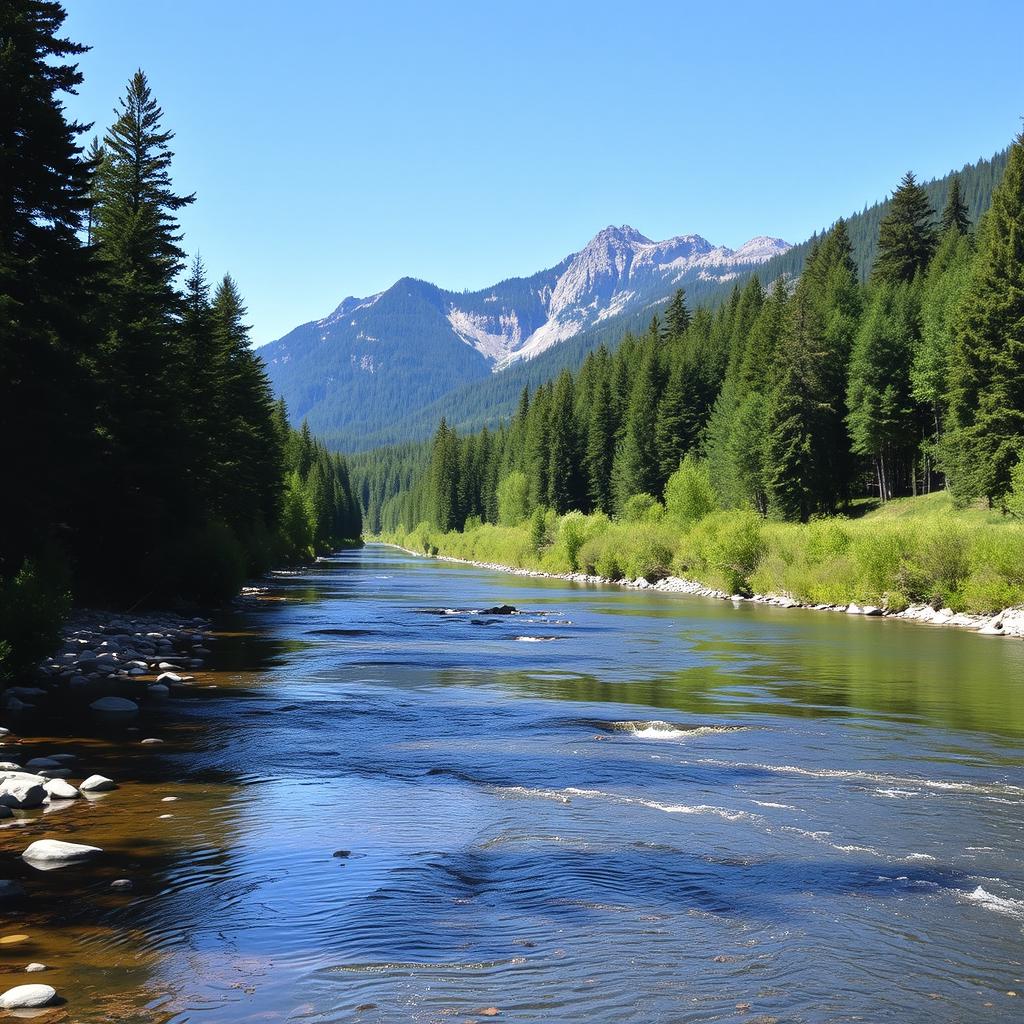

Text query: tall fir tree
(940, 174), (971, 236)
(0, 0), (96, 575)
(943, 133), (1024, 505)
(872, 171), (937, 285)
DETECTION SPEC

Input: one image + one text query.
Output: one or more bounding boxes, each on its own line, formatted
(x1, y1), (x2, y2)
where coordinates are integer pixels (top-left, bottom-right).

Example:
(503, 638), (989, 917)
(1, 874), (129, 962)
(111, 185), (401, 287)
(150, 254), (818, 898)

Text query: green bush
(621, 493), (664, 523)
(665, 455), (718, 527)
(677, 510), (764, 594)
(0, 554), (72, 682)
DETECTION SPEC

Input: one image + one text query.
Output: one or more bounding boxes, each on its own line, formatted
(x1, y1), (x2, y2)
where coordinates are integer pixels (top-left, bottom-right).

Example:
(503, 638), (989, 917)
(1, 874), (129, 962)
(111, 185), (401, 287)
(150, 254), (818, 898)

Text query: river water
(2, 544), (1024, 1022)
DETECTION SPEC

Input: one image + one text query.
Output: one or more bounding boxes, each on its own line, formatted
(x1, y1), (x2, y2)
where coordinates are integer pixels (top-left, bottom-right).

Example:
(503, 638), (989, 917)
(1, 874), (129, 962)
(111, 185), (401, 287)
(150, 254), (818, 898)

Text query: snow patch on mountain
(447, 306), (524, 362)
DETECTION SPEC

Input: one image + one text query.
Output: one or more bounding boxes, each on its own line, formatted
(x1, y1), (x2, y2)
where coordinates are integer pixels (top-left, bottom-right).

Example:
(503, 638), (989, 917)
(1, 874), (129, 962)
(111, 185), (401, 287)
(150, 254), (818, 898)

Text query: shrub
(677, 510), (764, 594)
(621, 493), (664, 523)
(665, 455), (718, 527)
(0, 553), (72, 682)
(497, 471), (531, 526)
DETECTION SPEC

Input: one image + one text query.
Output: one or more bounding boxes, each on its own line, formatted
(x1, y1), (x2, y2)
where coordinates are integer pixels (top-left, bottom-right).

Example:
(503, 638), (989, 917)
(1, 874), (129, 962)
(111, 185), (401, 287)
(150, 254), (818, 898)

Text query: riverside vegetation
(368, 131), (1024, 620)
(1, 3), (361, 681)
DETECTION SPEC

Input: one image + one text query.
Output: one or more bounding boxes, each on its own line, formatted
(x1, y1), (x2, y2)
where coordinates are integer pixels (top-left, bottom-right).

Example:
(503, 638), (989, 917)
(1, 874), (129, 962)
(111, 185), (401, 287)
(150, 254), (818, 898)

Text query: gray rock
(147, 684), (169, 697)
(863, 606), (883, 616)
(43, 779), (80, 800)
(140, 737), (164, 744)
(22, 839), (102, 865)
(89, 696), (138, 714)
(25, 757), (60, 770)
(110, 878), (133, 890)
(24, 964), (47, 973)
(79, 774), (116, 793)
(0, 984), (57, 1009)
(0, 778), (46, 809)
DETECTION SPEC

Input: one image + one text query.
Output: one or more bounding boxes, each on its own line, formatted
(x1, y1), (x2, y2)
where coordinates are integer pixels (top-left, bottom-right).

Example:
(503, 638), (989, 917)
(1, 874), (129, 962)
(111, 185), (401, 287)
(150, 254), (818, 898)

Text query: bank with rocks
(0, 609), (221, 1011)
(386, 545), (1024, 639)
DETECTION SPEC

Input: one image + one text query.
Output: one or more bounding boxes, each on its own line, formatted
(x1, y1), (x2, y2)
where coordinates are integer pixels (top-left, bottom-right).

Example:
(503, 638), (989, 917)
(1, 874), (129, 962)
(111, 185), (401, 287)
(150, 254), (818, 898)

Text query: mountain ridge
(261, 225), (788, 440)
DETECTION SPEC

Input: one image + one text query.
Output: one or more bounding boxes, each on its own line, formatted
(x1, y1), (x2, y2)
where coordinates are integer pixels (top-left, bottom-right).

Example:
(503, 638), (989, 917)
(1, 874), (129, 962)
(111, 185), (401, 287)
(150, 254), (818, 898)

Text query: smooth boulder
(0, 778), (46, 809)
(0, 984), (56, 1009)
(80, 774), (117, 793)
(43, 779), (80, 800)
(22, 839), (102, 865)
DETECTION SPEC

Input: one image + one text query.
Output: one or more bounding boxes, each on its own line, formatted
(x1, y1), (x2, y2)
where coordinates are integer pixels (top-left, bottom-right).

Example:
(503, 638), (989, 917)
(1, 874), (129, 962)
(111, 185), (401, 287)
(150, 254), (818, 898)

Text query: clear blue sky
(63, 0), (1023, 345)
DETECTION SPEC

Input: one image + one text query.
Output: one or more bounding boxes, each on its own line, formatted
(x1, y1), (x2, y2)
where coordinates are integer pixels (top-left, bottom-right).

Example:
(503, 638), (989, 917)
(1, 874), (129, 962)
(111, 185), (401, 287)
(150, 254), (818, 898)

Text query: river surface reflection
(2, 544), (1023, 1022)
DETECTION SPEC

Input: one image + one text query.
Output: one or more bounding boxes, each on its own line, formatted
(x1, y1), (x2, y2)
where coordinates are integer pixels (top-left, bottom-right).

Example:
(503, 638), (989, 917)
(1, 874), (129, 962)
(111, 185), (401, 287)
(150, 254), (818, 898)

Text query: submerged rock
(481, 605), (518, 615)
(90, 696), (138, 714)
(0, 984), (56, 1009)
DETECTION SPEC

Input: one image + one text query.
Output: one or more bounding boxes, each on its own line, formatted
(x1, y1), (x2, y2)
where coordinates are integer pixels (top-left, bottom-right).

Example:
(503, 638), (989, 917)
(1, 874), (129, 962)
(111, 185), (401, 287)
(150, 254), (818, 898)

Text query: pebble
(25, 964), (47, 973)
(161, 796), (178, 802)
(140, 737), (164, 744)
(110, 879), (133, 890)
(0, 984), (57, 1009)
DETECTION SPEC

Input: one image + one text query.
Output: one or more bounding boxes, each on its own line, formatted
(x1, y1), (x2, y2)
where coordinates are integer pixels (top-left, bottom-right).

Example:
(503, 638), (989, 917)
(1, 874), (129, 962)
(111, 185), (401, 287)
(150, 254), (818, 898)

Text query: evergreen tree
(0, 0), (96, 576)
(872, 171), (937, 285)
(940, 174), (971, 236)
(546, 371), (583, 512)
(613, 347), (660, 508)
(846, 284), (918, 500)
(663, 288), (691, 338)
(944, 133), (1024, 505)
(585, 376), (615, 513)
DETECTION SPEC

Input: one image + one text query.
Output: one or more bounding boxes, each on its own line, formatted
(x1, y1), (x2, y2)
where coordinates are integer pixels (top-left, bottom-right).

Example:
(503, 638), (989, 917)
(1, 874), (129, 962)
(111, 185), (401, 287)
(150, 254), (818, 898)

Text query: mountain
(337, 148), (1011, 452)
(260, 226), (790, 444)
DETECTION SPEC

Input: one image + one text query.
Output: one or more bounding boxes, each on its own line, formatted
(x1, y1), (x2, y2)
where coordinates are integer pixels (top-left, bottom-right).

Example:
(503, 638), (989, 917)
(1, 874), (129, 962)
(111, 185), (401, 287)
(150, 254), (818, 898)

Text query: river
(2, 544), (1023, 1022)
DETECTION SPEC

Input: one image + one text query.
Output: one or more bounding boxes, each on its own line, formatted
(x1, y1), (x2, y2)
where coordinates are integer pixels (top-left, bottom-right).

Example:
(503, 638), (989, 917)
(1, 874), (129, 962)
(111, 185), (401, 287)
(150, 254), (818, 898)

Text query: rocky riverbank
(0, 610), (218, 1010)
(387, 545), (1024, 639)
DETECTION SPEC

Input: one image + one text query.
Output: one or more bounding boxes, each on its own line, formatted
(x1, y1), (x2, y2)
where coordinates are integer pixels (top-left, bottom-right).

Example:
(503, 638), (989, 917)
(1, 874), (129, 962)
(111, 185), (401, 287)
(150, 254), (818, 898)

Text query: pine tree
(546, 371), (583, 512)
(613, 347), (660, 508)
(872, 171), (937, 285)
(846, 284), (917, 500)
(90, 70), (196, 585)
(586, 376), (615, 513)
(943, 133), (1024, 505)
(663, 288), (691, 338)
(0, 0), (96, 575)
(940, 174), (971, 236)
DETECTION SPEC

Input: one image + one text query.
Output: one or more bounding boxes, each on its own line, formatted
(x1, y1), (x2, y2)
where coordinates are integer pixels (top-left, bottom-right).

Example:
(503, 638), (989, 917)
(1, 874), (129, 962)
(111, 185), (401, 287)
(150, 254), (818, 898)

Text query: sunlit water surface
(2, 545), (1023, 1022)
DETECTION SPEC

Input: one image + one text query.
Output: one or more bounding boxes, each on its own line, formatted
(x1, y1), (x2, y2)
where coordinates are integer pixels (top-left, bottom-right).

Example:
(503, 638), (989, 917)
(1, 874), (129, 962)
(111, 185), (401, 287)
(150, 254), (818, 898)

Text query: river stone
(90, 696), (138, 714)
(43, 779), (80, 800)
(0, 984), (56, 1009)
(156, 671), (182, 683)
(0, 779), (46, 809)
(148, 684), (169, 697)
(25, 758), (60, 770)
(22, 839), (102, 865)
(0, 762), (22, 771)
(140, 737), (164, 744)
(0, 806), (12, 819)
(24, 964), (47, 973)
(79, 774), (116, 793)
(110, 879), (132, 890)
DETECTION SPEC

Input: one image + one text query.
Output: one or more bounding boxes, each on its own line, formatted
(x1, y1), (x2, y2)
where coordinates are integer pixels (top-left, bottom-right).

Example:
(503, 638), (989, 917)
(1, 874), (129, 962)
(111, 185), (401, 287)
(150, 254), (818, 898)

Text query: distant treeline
(2, 4), (359, 676)
(353, 135), (1024, 533)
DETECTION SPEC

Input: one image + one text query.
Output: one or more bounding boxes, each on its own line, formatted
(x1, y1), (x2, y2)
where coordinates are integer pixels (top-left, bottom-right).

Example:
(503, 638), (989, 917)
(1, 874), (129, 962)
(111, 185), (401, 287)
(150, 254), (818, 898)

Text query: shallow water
(2, 544), (1024, 1022)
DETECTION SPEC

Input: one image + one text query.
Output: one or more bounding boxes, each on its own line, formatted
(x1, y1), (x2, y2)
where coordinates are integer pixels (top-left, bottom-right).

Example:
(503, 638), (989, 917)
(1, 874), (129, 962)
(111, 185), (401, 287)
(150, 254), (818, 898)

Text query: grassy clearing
(384, 494), (1024, 615)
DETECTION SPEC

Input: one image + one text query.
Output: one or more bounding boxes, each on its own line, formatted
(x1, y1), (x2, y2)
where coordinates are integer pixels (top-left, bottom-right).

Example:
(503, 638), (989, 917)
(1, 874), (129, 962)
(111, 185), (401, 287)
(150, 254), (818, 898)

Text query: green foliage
(871, 172), (937, 285)
(621, 493), (664, 522)
(676, 511), (765, 595)
(496, 471), (531, 526)
(1008, 459), (1024, 519)
(0, 556), (72, 682)
(664, 456), (717, 526)
(944, 132), (1024, 506)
